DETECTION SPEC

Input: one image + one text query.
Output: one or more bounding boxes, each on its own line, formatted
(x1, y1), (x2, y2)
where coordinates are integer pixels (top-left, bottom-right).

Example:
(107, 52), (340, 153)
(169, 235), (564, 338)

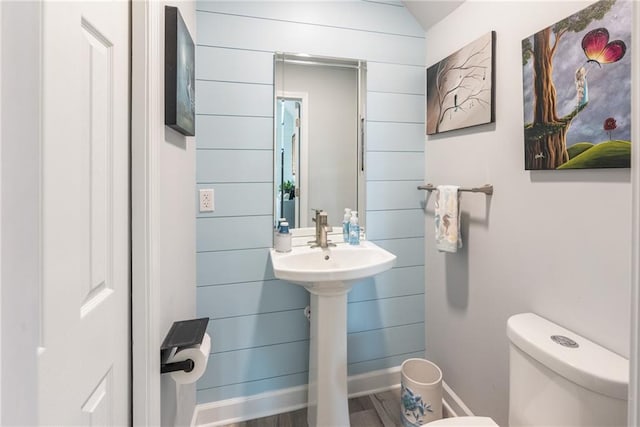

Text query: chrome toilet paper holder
(160, 317), (210, 374)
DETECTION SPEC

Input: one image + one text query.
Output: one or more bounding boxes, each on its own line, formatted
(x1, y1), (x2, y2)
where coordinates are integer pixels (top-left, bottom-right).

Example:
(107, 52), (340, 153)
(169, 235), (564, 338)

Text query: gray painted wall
(160, 2), (197, 425)
(0, 3), (40, 424)
(422, 2), (632, 426)
(195, 0), (426, 406)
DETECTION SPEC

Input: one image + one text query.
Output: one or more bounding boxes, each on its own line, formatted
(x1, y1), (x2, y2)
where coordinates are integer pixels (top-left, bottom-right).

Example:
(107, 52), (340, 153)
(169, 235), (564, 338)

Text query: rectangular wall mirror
(274, 53), (366, 231)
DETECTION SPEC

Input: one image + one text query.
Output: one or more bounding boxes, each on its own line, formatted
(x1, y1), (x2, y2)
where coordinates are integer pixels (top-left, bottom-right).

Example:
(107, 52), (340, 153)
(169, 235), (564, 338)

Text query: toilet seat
(426, 416), (498, 426)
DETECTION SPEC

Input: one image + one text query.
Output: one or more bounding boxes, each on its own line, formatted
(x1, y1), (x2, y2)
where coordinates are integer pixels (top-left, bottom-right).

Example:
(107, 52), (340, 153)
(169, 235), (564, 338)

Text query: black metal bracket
(160, 317), (209, 375)
(161, 358), (195, 374)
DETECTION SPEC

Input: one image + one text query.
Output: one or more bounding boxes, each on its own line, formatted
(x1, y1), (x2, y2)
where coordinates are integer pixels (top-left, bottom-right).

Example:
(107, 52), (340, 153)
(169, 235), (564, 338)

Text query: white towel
(434, 185), (462, 253)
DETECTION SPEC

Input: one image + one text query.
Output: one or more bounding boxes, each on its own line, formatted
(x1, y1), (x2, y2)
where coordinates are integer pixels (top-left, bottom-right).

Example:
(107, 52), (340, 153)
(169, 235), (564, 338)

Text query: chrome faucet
(310, 209), (335, 248)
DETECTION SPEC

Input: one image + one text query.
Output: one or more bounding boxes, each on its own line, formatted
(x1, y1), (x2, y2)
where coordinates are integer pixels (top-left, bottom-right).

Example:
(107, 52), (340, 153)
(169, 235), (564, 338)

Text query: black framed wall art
(165, 6), (195, 136)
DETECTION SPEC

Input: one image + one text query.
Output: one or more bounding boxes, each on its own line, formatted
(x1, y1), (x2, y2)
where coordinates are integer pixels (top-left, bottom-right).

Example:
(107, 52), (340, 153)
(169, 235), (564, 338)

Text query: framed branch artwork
(426, 31), (496, 135)
(522, 0), (631, 170)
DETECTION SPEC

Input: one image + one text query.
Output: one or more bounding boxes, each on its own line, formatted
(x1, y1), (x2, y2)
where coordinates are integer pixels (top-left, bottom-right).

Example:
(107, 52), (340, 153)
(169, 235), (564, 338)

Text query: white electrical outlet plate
(199, 189), (214, 212)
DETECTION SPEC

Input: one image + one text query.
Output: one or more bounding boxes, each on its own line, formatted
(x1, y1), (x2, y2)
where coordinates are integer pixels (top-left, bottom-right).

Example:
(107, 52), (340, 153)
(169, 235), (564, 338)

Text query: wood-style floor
(221, 388), (402, 427)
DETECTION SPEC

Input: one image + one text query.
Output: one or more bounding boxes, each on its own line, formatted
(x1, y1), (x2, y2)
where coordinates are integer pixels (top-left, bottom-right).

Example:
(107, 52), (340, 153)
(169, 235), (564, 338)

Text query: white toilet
(426, 312), (628, 426)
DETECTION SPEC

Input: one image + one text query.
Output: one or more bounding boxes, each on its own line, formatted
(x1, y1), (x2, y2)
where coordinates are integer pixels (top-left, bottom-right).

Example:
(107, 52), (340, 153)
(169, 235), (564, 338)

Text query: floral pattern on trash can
(401, 383), (433, 426)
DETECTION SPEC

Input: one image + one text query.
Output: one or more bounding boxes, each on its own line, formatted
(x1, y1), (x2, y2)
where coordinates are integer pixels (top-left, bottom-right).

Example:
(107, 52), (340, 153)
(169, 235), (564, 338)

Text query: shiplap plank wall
(195, 0), (425, 405)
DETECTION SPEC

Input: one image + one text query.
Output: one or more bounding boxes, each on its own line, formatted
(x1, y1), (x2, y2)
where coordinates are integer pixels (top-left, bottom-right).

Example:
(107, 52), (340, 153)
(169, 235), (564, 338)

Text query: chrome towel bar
(417, 184), (494, 195)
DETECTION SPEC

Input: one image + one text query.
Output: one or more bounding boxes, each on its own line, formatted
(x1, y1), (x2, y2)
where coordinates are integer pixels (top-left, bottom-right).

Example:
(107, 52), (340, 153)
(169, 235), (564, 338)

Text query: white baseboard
(443, 381), (474, 417)
(192, 383), (309, 427)
(192, 367), (473, 426)
(192, 367), (401, 427)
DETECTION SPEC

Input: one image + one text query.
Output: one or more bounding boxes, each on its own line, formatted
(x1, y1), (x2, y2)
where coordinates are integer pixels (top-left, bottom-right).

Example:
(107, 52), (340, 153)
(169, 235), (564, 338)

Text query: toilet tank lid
(507, 313), (628, 400)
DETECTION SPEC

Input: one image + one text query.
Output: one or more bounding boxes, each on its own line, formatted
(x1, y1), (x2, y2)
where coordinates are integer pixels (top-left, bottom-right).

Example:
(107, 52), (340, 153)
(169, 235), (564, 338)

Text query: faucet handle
(311, 208), (323, 223)
(318, 212), (329, 225)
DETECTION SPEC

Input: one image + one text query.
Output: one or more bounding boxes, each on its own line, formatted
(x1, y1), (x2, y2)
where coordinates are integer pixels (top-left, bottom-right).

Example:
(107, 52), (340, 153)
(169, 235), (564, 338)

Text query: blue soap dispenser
(342, 208), (352, 243)
(275, 221), (292, 252)
(348, 211), (360, 245)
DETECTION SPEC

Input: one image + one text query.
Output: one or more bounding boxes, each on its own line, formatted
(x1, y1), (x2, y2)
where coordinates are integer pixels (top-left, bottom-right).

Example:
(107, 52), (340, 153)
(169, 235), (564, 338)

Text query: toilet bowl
(426, 416), (498, 426)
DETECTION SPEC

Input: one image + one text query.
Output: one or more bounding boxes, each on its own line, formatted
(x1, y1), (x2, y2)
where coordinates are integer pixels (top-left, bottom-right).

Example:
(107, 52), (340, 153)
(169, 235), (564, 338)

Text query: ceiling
(402, 0), (465, 30)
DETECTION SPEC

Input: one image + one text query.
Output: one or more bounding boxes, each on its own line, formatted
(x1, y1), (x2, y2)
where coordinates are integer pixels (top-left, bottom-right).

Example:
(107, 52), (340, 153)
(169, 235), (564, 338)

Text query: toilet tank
(507, 313), (628, 427)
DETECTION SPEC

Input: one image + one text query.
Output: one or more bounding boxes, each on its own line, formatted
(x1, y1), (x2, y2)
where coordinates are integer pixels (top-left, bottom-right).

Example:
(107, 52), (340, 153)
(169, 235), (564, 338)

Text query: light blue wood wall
(195, 1), (425, 404)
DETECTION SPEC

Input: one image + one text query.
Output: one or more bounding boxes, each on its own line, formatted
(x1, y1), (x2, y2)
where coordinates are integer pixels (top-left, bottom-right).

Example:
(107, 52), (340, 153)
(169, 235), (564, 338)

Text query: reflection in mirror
(274, 53), (366, 231)
(275, 99), (301, 228)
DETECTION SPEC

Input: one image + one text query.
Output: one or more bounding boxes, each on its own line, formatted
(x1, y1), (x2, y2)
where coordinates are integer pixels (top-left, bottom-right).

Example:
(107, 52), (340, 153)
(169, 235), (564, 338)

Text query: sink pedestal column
(307, 281), (351, 427)
(269, 242), (397, 426)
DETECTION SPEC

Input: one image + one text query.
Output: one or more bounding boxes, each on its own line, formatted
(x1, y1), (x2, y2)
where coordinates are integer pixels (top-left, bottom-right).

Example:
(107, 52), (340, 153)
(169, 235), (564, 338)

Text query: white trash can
(400, 358), (443, 427)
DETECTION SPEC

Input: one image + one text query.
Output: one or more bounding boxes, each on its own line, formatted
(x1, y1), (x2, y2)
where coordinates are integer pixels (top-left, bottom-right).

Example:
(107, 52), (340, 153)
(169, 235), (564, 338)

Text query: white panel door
(38, 1), (130, 425)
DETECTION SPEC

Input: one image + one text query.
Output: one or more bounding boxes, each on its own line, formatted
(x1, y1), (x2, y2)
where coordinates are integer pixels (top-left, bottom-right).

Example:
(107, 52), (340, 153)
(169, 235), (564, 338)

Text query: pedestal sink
(270, 241), (397, 427)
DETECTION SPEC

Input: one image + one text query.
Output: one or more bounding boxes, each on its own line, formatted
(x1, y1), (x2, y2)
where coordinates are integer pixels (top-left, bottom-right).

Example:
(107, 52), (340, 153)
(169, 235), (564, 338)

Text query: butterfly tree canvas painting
(522, 0), (631, 170)
(426, 31), (495, 135)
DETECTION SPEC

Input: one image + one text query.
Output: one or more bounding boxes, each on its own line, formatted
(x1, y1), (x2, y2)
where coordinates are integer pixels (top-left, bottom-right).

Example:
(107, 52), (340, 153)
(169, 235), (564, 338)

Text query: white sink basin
(269, 240), (397, 287)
